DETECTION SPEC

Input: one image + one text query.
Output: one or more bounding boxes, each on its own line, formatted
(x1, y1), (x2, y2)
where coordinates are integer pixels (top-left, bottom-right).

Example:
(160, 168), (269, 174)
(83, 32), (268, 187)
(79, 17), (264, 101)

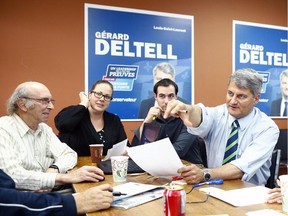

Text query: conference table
(73, 157), (284, 216)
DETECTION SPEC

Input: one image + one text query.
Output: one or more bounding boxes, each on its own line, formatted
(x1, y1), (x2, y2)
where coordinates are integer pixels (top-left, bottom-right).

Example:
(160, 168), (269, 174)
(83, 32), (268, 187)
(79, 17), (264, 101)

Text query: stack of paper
(112, 182), (165, 209)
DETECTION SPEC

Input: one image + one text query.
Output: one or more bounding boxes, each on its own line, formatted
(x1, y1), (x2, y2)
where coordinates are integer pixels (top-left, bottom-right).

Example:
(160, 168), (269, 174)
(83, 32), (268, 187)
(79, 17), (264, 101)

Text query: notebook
(97, 158), (145, 174)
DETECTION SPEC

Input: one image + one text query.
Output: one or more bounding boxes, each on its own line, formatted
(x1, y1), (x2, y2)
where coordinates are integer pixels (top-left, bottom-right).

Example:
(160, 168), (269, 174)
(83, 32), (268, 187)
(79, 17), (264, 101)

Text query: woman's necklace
(98, 129), (105, 144)
(90, 115), (105, 144)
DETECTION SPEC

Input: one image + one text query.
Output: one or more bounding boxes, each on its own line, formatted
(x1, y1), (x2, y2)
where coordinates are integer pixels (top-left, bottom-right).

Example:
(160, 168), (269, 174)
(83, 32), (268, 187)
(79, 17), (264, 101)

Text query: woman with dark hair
(55, 80), (129, 156)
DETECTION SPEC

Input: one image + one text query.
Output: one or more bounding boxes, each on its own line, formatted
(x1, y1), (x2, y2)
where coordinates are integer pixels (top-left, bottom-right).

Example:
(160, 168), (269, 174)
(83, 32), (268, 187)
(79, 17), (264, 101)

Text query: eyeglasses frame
(90, 91), (113, 102)
(21, 97), (55, 106)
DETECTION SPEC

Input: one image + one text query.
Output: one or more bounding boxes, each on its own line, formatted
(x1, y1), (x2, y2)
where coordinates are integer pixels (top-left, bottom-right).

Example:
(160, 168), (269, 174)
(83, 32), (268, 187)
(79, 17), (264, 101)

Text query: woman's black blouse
(54, 105), (128, 156)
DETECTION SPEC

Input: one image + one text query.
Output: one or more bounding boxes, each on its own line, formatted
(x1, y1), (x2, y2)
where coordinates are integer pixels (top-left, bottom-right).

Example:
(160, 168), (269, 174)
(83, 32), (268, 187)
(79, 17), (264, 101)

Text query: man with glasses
(0, 81), (107, 192)
(55, 80), (129, 156)
(132, 78), (205, 165)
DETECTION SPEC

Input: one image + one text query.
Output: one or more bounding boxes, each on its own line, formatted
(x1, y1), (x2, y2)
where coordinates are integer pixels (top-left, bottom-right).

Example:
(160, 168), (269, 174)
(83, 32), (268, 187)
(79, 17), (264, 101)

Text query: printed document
(112, 182), (165, 209)
(112, 182), (164, 201)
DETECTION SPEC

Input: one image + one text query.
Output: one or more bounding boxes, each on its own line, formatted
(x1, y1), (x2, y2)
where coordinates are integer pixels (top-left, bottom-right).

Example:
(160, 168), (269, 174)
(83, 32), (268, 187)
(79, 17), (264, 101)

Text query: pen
(178, 110), (188, 113)
(112, 191), (127, 196)
(192, 178), (224, 189)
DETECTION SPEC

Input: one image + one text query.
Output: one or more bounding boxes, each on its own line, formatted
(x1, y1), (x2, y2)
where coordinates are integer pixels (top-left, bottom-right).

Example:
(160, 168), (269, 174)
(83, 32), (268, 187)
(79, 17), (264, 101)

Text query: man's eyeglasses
(90, 91), (113, 102)
(22, 97), (55, 105)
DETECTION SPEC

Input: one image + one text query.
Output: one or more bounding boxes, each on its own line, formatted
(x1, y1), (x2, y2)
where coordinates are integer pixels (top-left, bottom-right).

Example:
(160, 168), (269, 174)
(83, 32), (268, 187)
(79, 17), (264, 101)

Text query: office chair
(274, 129), (287, 168)
(265, 149), (281, 189)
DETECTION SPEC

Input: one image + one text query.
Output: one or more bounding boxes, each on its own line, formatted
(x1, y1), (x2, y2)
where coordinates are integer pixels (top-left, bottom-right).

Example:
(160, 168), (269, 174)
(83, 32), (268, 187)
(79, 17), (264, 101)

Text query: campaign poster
(233, 20), (288, 118)
(85, 4), (194, 120)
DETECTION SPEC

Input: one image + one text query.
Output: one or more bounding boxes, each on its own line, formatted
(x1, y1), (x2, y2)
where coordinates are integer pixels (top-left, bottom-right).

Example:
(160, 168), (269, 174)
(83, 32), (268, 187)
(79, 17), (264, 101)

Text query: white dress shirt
(0, 114), (77, 190)
(187, 103), (280, 185)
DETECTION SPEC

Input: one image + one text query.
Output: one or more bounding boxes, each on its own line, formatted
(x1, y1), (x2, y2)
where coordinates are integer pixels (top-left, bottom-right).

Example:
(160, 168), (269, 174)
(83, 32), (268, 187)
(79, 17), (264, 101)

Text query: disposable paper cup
(279, 175), (288, 212)
(89, 144), (104, 163)
(111, 156), (129, 182)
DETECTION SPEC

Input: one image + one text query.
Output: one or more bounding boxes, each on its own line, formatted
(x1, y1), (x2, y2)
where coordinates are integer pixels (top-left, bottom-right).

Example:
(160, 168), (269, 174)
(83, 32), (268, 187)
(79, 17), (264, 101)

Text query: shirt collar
(281, 98), (288, 105)
(12, 113), (42, 137)
(228, 108), (255, 131)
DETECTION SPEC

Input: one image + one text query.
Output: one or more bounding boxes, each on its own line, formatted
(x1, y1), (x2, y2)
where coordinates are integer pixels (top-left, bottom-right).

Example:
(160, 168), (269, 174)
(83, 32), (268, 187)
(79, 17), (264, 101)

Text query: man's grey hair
(229, 68), (263, 96)
(153, 62), (175, 79)
(280, 69), (288, 80)
(6, 86), (34, 115)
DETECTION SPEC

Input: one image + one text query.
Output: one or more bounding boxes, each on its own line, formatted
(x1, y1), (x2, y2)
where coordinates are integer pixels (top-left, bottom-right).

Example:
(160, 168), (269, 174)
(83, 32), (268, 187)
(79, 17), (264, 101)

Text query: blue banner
(85, 4), (194, 120)
(233, 20), (288, 118)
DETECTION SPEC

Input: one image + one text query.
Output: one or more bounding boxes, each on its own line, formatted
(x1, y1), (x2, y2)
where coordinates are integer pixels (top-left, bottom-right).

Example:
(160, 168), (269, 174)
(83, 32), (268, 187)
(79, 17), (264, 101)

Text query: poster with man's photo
(233, 20), (288, 118)
(85, 4), (194, 120)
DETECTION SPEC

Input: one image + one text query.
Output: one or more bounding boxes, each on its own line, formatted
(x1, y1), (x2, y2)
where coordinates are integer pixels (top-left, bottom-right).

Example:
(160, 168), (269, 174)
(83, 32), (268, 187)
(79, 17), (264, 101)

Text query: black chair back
(265, 149), (281, 189)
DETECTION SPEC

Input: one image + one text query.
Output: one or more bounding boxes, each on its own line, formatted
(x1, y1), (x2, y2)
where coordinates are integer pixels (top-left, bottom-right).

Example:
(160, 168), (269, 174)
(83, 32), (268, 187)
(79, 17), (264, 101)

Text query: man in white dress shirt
(164, 68), (280, 186)
(0, 81), (106, 191)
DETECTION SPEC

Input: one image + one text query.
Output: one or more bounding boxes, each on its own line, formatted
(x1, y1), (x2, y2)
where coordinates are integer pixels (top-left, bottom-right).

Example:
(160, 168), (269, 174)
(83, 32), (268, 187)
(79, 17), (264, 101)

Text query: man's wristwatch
(49, 165), (59, 173)
(203, 169), (211, 182)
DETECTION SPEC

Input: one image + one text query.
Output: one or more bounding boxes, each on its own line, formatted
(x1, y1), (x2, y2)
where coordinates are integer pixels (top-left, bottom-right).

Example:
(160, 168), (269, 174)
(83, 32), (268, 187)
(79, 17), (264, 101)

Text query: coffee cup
(89, 144), (104, 163)
(111, 156), (129, 182)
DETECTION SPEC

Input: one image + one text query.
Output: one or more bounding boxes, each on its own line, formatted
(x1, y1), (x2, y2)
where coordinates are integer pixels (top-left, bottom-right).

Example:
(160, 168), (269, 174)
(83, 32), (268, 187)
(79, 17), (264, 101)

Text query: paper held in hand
(127, 137), (183, 176)
(103, 139), (128, 161)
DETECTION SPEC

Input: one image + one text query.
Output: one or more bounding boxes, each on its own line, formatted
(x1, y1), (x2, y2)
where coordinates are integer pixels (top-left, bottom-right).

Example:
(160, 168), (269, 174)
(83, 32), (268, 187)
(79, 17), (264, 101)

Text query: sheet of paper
(208, 186), (271, 207)
(112, 182), (165, 201)
(246, 209), (287, 216)
(126, 137), (183, 176)
(103, 139), (128, 161)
